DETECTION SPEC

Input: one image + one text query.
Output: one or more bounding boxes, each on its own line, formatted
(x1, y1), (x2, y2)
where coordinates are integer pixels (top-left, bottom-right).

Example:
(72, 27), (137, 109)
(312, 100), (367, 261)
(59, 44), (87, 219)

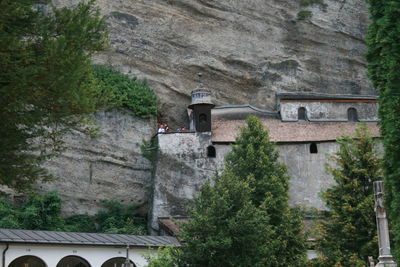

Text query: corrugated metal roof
(0, 228), (180, 247)
(212, 119), (381, 143)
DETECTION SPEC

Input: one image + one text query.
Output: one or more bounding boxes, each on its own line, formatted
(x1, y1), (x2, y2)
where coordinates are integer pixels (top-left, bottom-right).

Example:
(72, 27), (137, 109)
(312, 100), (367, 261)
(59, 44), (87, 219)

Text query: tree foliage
(365, 0), (400, 258)
(0, 0), (107, 191)
(145, 247), (180, 267)
(310, 125), (380, 266)
(179, 170), (274, 267)
(0, 192), (146, 235)
(92, 65), (158, 118)
(178, 116), (306, 267)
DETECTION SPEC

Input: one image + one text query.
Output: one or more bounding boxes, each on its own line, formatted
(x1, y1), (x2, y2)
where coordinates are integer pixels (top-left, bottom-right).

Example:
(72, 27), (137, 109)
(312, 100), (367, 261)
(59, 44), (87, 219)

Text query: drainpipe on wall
(2, 243), (9, 267)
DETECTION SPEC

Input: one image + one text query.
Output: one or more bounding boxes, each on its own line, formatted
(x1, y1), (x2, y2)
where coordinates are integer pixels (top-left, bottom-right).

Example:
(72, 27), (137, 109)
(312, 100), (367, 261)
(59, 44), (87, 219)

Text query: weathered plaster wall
(278, 142), (339, 210)
(38, 109), (156, 216)
(280, 101), (379, 121)
(150, 132), (222, 232)
(151, 133), (341, 232)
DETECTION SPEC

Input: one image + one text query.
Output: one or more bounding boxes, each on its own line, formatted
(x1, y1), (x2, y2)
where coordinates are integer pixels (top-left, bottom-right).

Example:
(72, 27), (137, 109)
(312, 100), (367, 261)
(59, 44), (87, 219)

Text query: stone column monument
(373, 181), (397, 267)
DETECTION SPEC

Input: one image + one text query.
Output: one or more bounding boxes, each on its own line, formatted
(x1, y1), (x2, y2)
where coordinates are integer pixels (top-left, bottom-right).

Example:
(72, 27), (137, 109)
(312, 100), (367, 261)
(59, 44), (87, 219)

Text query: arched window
(9, 255), (47, 267)
(298, 107), (307, 121)
(207, 145), (216, 158)
(199, 113), (207, 123)
(310, 143), (318, 154)
(56, 256), (90, 267)
(101, 257), (136, 267)
(348, 108), (358, 122)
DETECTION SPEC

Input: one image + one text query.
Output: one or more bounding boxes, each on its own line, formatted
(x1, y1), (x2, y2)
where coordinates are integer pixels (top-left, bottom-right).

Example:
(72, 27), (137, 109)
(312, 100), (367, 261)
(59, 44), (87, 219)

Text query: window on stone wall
(199, 113), (207, 123)
(207, 145), (216, 158)
(348, 108), (358, 122)
(298, 107), (307, 121)
(310, 143), (318, 154)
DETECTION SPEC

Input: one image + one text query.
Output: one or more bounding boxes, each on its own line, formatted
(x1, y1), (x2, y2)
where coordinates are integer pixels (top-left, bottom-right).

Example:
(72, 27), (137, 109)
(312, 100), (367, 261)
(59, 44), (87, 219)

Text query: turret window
(199, 113), (207, 123)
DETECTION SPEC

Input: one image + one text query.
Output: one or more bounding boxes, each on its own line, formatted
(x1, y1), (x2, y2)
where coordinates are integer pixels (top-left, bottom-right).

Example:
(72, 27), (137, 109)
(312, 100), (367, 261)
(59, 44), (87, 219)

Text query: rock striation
(65, 0), (376, 126)
(38, 110), (156, 216)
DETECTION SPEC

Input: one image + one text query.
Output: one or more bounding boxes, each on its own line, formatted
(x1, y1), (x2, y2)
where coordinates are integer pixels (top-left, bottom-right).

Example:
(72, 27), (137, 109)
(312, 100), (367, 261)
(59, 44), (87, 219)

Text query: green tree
(0, 192), (65, 230)
(179, 169), (274, 267)
(312, 125), (380, 266)
(365, 0), (400, 258)
(0, 192), (146, 235)
(145, 247), (179, 267)
(224, 115), (307, 265)
(178, 116), (306, 267)
(0, 0), (108, 191)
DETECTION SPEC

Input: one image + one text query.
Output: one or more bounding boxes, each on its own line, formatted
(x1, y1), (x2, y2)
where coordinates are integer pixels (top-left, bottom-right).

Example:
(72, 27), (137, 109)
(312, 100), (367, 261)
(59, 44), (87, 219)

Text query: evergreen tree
(313, 125), (380, 266)
(0, 0), (107, 190)
(179, 169), (274, 267)
(178, 116), (306, 267)
(224, 115), (307, 265)
(365, 0), (400, 258)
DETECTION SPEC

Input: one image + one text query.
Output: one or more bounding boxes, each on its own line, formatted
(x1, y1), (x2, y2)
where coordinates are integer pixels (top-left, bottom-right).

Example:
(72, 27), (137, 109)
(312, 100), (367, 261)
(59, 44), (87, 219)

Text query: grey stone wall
(280, 101), (379, 122)
(278, 142), (339, 210)
(150, 132), (222, 232)
(38, 109), (156, 216)
(151, 133), (342, 232)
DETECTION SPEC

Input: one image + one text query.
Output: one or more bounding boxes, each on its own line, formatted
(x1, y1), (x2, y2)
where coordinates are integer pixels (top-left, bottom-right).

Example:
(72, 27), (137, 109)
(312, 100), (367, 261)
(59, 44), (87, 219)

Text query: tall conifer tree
(312, 125), (380, 266)
(178, 116), (306, 267)
(365, 0), (400, 258)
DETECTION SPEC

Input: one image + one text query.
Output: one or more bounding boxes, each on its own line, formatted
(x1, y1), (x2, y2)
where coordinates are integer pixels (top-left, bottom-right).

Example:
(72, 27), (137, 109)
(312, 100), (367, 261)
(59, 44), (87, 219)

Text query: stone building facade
(150, 89), (380, 234)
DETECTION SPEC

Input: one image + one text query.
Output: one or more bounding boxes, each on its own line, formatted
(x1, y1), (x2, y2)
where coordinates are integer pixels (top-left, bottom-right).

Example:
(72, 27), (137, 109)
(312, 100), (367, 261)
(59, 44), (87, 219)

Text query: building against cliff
(149, 86), (380, 235)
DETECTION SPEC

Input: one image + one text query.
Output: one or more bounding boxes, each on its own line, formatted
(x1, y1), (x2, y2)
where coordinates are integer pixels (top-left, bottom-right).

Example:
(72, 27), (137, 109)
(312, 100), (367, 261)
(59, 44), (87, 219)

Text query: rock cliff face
(56, 0), (374, 126)
(47, 0), (375, 215)
(38, 110), (156, 215)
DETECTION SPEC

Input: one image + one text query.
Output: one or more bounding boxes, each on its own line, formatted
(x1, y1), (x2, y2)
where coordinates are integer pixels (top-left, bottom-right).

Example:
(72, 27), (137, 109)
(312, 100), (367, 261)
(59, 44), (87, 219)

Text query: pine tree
(224, 115), (307, 265)
(365, 0), (400, 258)
(179, 170), (274, 267)
(314, 125), (380, 266)
(0, 0), (107, 190)
(178, 116), (306, 267)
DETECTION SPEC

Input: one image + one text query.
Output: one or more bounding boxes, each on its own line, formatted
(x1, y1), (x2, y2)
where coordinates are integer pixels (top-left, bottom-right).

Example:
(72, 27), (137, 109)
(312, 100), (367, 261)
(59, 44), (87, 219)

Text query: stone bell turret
(188, 73), (215, 132)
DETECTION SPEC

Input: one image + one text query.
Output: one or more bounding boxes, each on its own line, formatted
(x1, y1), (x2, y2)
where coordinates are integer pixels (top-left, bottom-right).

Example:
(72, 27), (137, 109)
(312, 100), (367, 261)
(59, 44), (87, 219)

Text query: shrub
(92, 65), (158, 118)
(297, 10), (312, 20)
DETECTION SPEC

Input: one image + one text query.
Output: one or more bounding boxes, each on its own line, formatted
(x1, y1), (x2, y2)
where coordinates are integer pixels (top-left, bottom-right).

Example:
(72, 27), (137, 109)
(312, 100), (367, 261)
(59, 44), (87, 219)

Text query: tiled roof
(212, 119), (381, 143)
(159, 217), (190, 236)
(0, 228), (180, 247)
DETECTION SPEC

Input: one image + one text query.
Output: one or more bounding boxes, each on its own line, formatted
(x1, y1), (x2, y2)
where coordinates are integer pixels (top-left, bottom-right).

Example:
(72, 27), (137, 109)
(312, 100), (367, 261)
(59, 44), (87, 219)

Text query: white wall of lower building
(0, 243), (157, 267)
